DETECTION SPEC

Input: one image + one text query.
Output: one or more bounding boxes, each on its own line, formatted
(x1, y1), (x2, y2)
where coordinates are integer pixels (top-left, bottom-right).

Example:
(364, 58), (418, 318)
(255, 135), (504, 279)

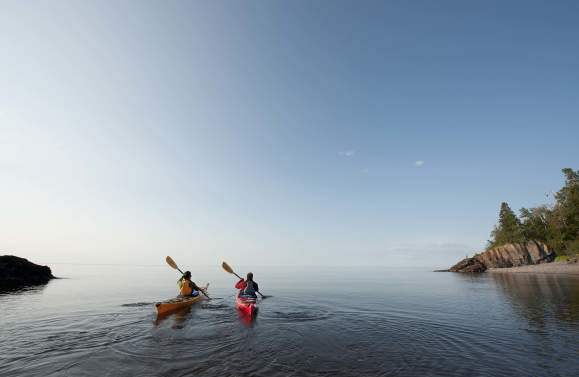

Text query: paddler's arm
(191, 281), (210, 299)
(235, 279), (246, 289)
(191, 281), (202, 292)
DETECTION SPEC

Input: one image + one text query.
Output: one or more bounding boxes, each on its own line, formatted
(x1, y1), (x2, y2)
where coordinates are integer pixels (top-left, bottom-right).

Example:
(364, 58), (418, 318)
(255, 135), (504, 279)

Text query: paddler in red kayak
(235, 272), (259, 298)
(178, 271), (204, 297)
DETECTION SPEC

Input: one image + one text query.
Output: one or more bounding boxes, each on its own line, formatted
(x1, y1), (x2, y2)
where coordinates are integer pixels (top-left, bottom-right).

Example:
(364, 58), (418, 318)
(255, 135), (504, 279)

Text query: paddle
(165, 256), (210, 299)
(221, 261), (268, 299)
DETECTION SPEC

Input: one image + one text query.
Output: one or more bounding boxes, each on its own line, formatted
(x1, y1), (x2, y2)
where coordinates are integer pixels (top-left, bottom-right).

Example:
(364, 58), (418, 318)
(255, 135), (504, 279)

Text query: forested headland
(487, 168), (579, 257)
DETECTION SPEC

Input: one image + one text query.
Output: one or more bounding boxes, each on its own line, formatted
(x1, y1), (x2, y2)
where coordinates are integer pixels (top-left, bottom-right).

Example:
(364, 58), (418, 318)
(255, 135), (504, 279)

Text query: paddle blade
(165, 256), (179, 270)
(221, 261), (234, 274)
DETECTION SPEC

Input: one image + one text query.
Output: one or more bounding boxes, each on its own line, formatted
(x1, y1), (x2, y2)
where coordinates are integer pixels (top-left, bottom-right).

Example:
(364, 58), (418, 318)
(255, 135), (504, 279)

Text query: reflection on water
(237, 307), (258, 328)
(491, 273), (579, 326)
(1, 265), (579, 377)
(154, 305), (194, 329)
(0, 283), (49, 295)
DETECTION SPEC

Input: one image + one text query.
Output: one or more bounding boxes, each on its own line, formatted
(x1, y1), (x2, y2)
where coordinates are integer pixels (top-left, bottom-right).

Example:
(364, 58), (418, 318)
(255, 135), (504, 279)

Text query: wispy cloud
(339, 149), (355, 157)
(414, 160), (424, 167)
(360, 167), (369, 174)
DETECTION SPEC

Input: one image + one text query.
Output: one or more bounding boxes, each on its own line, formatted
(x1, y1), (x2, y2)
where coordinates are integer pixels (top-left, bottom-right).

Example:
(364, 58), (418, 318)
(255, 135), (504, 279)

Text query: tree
(488, 202), (525, 248)
(552, 168), (579, 255)
(486, 168), (579, 255)
(520, 205), (550, 243)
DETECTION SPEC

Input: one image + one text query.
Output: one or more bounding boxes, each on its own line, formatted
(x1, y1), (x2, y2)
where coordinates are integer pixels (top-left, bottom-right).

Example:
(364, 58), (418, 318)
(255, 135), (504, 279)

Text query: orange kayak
(155, 284), (208, 316)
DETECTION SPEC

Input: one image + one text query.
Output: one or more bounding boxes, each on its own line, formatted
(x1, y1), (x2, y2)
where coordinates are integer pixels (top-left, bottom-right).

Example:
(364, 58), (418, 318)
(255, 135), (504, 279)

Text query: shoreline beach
(487, 262), (579, 275)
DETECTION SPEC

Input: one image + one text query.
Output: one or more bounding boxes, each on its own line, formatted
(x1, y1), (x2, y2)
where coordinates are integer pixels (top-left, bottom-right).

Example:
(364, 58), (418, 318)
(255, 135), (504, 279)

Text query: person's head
(246, 272), (253, 281)
(183, 271), (192, 279)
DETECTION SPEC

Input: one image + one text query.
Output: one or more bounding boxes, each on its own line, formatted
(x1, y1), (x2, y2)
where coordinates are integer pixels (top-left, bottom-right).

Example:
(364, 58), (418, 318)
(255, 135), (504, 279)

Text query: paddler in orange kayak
(178, 271), (204, 297)
(235, 272), (259, 298)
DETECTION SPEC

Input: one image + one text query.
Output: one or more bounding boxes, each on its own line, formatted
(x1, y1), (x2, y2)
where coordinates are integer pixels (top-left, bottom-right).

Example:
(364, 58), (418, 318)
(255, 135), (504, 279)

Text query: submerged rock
(447, 241), (555, 273)
(0, 255), (54, 290)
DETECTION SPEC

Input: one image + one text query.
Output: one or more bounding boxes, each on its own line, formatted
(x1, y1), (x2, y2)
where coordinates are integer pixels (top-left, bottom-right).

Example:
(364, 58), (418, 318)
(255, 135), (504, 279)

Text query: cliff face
(447, 256), (487, 273)
(477, 241), (554, 268)
(0, 255), (54, 290)
(448, 241), (555, 273)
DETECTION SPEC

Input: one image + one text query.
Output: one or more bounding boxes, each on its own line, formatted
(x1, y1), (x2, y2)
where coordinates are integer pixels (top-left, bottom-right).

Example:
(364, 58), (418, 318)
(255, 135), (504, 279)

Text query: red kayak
(236, 295), (257, 319)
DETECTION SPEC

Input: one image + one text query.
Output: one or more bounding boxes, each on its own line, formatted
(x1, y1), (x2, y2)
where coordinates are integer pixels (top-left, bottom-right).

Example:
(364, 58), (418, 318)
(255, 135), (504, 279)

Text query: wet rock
(448, 241), (556, 273)
(448, 257), (487, 273)
(0, 255), (54, 290)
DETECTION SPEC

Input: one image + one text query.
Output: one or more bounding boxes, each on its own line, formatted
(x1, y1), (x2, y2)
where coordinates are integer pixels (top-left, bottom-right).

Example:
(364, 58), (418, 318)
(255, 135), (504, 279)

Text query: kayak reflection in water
(178, 271), (203, 298)
(235, 272), (259, 298)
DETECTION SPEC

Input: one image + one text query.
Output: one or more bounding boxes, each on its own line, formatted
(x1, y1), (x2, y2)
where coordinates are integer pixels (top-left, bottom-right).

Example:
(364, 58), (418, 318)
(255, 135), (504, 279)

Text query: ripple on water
(259, 298), (334, 324)
(1, 310), (149, 376)
(120, 302), (154, 307)
(3, 274), (579, 377)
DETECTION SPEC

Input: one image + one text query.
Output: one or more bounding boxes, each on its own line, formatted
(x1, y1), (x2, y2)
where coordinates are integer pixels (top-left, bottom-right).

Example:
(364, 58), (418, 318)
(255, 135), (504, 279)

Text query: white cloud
(339, 150), (355, 157)
(414, 160), (424, 167)
(361, 167), (369, 174)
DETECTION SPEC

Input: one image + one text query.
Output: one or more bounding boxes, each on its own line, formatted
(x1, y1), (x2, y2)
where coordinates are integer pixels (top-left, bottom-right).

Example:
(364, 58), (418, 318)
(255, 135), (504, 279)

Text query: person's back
(178, 271), (199, 297)
(235, 272), (259, 298)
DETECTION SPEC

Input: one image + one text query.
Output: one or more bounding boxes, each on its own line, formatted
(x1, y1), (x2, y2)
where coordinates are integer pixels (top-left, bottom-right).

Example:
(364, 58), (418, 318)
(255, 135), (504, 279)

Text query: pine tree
(520, 206), (550, 242)
(486, 168), (578, 255)
(488, 202), (525, 248)
(552, 168), (579, 254)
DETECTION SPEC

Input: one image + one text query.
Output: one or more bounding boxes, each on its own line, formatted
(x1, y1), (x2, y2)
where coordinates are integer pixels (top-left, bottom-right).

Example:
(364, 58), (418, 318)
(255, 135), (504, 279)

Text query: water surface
(1, 265), (578, 376)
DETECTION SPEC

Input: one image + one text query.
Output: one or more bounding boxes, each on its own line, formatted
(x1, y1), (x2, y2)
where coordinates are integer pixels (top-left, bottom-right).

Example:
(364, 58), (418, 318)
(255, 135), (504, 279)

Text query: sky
(1, 1), (578, 269)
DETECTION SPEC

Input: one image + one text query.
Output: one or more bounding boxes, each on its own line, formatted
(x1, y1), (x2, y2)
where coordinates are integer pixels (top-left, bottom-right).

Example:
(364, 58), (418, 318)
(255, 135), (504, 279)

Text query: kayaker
(235, 272), (259, 298)
(178, 271), (203, 297)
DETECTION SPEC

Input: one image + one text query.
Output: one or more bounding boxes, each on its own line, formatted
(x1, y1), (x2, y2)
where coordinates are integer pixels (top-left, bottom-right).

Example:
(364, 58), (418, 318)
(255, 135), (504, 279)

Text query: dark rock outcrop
(0, 255), (54, 290)
(478, 241), (555, 268)
(448, 257), (487, 273)
(448, 241), (555, 273)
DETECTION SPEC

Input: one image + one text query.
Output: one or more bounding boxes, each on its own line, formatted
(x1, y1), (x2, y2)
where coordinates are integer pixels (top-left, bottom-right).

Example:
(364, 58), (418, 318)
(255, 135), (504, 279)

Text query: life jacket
(179, 279), (193, 296)
(243, 280), (256, 296)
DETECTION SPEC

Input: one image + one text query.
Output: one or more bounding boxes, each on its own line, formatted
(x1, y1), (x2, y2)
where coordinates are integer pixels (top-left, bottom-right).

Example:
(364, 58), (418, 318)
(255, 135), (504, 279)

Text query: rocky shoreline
(0, 255), (54, 291)
(440, 240), (579, 275)
(445, 241), (556, 273)
(488, 262), (579, 275)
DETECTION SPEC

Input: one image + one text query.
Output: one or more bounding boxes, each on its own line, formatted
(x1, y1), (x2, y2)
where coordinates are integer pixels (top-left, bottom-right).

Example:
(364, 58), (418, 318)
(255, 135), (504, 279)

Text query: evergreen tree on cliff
(511, 168), (578, 255)
(551, 168), (579, 254)
(488, 202), (525, 248)
(519, 206), (551, 243)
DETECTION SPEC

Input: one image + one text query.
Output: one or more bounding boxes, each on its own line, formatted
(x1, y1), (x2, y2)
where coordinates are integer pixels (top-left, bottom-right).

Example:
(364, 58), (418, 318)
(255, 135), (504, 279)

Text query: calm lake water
(1, 265), (579, 377)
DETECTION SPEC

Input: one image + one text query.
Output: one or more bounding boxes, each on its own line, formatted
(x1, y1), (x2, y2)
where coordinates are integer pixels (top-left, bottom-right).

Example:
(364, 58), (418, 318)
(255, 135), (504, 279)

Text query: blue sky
(1, 1), (578, 268)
